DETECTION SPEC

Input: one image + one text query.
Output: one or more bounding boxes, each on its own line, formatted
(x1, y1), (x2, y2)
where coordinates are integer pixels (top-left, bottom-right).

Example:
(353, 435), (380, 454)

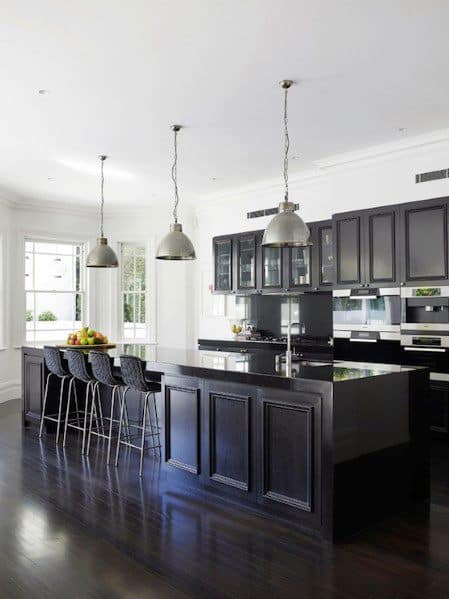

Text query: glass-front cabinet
(287, 246), (311, 289)
(261, 245), (283, 291)
(319, 224), (334, 287)
(236, 234), (257, 291)
(213, 236), (233, 292)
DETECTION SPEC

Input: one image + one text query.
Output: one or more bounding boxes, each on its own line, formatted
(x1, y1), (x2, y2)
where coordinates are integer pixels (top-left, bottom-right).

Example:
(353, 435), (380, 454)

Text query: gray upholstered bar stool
(39, 346), (72, 444)
(115, 355), (161, 476)
(63, 349), (96, 454)
(86, 351), (126, 464)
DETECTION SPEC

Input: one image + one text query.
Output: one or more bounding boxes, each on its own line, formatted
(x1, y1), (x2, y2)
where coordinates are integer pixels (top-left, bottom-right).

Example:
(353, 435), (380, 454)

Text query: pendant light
(86, 155), (119, 268)
(262, 80), (311, 248)
(156, 125), (196, 260)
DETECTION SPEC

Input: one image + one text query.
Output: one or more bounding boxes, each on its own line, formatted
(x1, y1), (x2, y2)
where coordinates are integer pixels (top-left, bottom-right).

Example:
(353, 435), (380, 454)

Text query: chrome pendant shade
(156, 223), (196, 260)
(262, 200), (311, 247)
(86, 155), (119, 268)
(156, 125), (196, 261)
(262, 80), (311, 248)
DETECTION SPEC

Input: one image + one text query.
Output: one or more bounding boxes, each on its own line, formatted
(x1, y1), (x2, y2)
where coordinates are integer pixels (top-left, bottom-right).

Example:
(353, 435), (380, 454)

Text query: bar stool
(63, 349), (96, 454)
(115, 355), (161, 476)
(39, 346), (72, 444)
(86, 351), (126, 464)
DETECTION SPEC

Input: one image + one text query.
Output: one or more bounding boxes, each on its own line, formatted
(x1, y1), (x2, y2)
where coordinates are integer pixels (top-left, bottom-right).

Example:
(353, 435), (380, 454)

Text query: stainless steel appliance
(333, 288), (401, 343)
(400, 285), (449, 351)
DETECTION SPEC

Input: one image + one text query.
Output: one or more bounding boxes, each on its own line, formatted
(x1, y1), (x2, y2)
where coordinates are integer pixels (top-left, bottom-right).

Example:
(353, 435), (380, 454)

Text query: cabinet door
(401, 199), (449, 283)
(286, 246), (311, 290)
(429, 380), (449, 436)
(213, 237), (233, 292)
(236, 233), (257, 292)
(256, 388), (322, 530)
(312, 221), (334, 290)
(366, 207), (399, 286)
(260, 245), (283, 292)
(334, 214), (362, 287)
(22, 350), (44, 424)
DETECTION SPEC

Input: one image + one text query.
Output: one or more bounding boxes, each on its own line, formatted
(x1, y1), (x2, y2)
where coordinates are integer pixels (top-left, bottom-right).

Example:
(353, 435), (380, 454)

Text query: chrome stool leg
(81, 382), (93, 454)
(115, 387), (129, 467)
(39, 372), (53, 438)
(106, 385), (118, 465)
(55, 376), (68, 444)
(63, 377), (75, 448)
(139, 392), (150, 476)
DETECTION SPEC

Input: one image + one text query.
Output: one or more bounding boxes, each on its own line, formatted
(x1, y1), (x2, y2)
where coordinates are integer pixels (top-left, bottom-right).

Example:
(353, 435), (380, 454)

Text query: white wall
(195, 134), (449, 341)
(0, 200), (196, 403)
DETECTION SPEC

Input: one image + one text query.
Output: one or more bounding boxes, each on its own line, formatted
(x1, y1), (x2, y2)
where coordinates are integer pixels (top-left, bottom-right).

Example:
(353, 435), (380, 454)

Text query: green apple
(87, 337), (95, 345)
(80, 337), (88, 346)
(88, 329), (95, 337)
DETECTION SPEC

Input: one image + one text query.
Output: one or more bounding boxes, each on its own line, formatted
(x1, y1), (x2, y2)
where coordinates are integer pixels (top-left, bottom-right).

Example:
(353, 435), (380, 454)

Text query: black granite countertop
(23, 344), (422, 384)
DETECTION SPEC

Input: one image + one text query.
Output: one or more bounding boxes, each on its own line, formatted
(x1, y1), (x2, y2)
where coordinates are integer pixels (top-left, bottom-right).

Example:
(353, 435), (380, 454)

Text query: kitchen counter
(22, 344), (429, 541)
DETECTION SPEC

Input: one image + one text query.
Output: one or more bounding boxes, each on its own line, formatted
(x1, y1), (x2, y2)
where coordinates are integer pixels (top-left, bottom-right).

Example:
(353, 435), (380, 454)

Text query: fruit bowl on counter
(57, 327), (115, 350)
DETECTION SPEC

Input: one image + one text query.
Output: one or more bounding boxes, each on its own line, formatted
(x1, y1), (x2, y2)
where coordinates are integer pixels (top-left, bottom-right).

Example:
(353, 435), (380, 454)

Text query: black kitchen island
(22, 345), (429, 541)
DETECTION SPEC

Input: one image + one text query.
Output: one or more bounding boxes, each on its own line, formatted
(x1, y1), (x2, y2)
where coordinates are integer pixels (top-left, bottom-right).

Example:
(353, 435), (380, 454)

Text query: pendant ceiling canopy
(262, 80), (311, 248)
(156, 125), (196, 260)
(86, 155), (119, 268)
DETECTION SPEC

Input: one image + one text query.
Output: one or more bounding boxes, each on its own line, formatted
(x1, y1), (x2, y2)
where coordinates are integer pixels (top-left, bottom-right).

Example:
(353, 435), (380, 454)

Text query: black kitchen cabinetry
(333, 206), (400, 289)
(429, 379), (449, 438)
(399, 196), (449, 285)
(310, 220), (333, 291)
(213, 220), (332, 294)
(236, 232), (258, 292)
(22, 347), (45, 425)
(213, 235), (234, 293)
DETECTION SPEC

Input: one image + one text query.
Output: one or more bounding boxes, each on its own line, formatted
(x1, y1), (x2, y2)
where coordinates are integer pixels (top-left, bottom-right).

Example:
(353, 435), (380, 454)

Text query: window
(120, 243), (147, 340)
(25, 239), (86, 342)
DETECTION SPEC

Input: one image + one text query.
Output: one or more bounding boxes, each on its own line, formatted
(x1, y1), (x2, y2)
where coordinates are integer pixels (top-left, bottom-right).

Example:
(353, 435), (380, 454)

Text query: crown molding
(315, 127), (449, 170)
(11, 198), (97, 217)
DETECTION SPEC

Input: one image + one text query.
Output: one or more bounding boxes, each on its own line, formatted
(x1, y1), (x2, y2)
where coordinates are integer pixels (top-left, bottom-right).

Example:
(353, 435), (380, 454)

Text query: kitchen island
(22, 344), (429, 540)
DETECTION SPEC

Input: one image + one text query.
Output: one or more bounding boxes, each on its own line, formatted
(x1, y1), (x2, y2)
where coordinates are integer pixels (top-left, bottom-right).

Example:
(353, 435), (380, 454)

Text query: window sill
(117, 340), (158, 345)
(0, 347), (8, 352)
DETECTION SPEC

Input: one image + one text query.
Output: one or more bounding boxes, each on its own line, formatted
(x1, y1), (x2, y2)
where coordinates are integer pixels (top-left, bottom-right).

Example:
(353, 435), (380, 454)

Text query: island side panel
(332, 369), (430, 539)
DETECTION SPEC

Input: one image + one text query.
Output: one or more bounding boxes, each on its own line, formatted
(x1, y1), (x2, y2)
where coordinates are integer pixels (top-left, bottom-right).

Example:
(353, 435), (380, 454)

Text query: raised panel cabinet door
(236, 234), (257, 291)
(367, 210), (397, 284)
(403, 202), (448, 282)
(165, 382), (201, 474)
(22, 351), (44, 422)
(257, 390), (322, 519)
(209, 392), (250, 490)
(335, 215), (362, 286)
(213, 237), (233, 292)
(429, 381), (449, 436)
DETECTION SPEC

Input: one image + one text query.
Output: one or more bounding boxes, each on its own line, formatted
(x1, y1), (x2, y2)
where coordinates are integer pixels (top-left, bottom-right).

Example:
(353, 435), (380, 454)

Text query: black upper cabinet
(310, 220), (333, 291)
(213, 236), (233, 293)
(400, 197), (449, 285)
(285, 245), (312, 290)
(334, 213), (363, 287)
(333, 206), (400, 288)
(259, 237), (284, 293)
(365, 206), (400, 286)
(235, 232), (258, 293)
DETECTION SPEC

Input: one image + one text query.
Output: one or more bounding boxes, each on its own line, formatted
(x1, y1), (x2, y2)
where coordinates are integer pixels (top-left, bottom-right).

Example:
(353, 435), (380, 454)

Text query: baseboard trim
(0, 380), (21, 404)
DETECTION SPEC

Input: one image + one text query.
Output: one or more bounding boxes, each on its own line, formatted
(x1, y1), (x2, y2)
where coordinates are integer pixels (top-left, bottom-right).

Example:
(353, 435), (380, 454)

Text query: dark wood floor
(2, 400), (449, 598)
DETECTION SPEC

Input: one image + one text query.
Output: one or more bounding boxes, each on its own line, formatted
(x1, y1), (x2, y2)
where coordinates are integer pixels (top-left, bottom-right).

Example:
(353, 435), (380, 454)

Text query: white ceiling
(1, 0), (449, 210)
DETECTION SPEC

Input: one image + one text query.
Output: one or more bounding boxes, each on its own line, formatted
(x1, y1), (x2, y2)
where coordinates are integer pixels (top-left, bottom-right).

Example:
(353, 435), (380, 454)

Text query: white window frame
(118, 241), (155, 343)
(24, 237), (87, 343)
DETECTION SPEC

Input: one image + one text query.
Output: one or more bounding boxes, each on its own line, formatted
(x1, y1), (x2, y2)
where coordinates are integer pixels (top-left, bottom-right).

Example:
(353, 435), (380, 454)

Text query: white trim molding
(0, 380), (21, 404)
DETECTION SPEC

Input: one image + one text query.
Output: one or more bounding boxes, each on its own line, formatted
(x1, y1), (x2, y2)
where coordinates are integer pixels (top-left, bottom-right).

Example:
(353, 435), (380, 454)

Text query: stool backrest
(119, 355), (148, 392)
(67, 349), (92, 383)
(90, 351), (117, 386)
(43, 346), (68, 378)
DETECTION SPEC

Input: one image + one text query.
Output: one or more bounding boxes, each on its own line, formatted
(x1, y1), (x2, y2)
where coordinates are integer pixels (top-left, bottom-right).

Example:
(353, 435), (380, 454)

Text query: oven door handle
(349, 338), (377, 343)
(403, 346), (447, 353)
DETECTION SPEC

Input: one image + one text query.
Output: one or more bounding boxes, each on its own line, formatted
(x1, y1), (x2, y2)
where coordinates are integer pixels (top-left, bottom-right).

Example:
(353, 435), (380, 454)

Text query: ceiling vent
(247, 204), (299, 219)
(415, 169), (449, 184)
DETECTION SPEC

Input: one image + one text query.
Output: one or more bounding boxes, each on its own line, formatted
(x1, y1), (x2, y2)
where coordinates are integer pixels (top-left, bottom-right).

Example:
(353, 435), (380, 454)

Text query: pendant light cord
(99, 155), (106, 237)
(283, 86), (290, 203)
(172, 127), (180, 224)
